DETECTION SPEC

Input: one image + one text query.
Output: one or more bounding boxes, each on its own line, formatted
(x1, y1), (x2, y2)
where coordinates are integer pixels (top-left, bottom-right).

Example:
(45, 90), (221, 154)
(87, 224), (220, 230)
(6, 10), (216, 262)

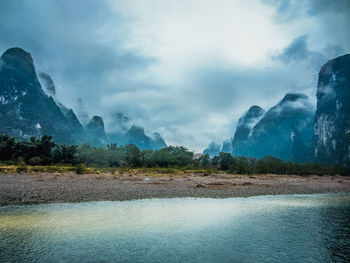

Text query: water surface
(1, 194), (350, 262)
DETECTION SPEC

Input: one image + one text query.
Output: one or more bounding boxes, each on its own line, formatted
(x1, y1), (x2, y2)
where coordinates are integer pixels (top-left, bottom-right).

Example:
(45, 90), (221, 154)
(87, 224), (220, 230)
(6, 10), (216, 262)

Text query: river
(1, 193), (349, 262)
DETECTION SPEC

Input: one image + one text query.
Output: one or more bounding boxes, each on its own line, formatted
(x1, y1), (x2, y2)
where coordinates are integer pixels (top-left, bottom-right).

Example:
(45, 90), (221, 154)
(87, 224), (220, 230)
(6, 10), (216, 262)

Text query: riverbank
(1, 172), (350, 205)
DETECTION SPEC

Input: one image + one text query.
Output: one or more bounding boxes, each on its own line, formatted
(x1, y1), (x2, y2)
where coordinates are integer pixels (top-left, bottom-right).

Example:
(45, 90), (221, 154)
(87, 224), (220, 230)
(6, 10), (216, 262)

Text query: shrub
(27, 156), (43, 166)
(75, 164), (87, 174)
(16, 164), (28, 173)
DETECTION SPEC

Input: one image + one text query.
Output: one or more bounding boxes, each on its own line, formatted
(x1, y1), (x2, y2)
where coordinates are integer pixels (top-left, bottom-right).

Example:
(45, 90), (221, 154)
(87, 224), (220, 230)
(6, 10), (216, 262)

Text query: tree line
(0, 134), (348, 175)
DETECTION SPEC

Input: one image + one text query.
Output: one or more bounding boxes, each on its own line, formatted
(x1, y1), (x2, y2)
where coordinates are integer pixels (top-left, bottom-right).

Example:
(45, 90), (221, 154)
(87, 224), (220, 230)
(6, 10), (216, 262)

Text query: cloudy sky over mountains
(0, 0), (349, 151)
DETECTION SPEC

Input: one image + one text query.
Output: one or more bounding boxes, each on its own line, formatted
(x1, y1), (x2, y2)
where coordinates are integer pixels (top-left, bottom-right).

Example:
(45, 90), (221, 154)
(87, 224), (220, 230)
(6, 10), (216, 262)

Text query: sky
(0, 0), (349, 151)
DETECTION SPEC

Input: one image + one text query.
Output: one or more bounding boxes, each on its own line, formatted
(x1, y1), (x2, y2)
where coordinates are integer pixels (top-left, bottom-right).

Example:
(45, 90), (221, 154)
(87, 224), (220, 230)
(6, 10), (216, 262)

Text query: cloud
(304, 0), (350, 15)
(274, 34), (346, 72)
(262, 0), (350, 19)
(38, 72), (56, 96)
(277, 35), (310, 63)
(274, 35), (328, 70)
(0, 0), (155, 109)
(262, 0), (350, 50)
(0, 0), (349, 151)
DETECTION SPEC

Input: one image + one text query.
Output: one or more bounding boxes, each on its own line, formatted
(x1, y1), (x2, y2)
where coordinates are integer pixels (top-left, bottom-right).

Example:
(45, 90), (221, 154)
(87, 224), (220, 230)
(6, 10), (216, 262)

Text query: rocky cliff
(0, 47), (83, 144)
(314, 54), (350, 166)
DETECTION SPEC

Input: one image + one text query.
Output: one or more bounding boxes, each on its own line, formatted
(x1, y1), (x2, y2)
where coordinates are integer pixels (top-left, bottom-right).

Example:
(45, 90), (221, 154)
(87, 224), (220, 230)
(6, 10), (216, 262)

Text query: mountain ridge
(0, 47), (167, 150)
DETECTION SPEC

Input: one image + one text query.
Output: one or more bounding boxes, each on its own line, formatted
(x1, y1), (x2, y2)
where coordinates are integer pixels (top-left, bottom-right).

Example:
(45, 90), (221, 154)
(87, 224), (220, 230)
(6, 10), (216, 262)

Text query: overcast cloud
(0, 0), (349, 151)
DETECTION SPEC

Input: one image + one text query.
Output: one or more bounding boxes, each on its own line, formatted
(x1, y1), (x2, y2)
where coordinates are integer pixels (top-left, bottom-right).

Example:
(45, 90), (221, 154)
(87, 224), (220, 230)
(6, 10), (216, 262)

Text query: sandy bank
(1, 172), (350, 205)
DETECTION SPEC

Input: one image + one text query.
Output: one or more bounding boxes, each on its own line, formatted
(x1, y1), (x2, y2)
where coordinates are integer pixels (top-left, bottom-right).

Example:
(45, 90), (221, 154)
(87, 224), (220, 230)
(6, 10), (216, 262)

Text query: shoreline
(1, 172), (350, 206)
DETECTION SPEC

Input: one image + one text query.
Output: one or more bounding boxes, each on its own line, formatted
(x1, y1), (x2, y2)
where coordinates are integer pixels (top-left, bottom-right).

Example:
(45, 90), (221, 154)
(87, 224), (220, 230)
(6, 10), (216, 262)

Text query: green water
(0, 194), (350, 262)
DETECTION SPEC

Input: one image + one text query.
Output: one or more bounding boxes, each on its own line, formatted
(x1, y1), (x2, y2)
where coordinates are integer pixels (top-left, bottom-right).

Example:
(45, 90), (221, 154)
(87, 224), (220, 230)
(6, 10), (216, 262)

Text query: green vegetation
(0, 134), (348, 175)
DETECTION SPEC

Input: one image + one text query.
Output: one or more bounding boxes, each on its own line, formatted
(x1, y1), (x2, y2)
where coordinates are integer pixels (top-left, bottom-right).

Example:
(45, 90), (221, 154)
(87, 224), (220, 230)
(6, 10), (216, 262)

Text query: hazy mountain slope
(314, 54), (350, 166)
(231, 105), (265, 157)
(203, 142), (221, 157)
(247, 93), (314, 161)
(0, 47), (83, 144)
(84, 115), (109, 146)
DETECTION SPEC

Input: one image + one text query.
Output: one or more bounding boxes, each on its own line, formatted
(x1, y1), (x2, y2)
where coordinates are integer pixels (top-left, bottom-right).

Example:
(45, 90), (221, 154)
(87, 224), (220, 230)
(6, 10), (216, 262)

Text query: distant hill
(204, 54), (350, 166)
(0, 47), (85, 144)
(241, 93), (314, 161)
(0, 47), (167, 149)
(204, 93), (315, 162)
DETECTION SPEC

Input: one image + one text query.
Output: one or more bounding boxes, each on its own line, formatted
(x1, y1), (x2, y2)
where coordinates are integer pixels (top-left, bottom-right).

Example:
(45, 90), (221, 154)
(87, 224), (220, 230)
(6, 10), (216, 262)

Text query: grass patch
(0, 164), (99, 174)
(110, 167), (222, 178)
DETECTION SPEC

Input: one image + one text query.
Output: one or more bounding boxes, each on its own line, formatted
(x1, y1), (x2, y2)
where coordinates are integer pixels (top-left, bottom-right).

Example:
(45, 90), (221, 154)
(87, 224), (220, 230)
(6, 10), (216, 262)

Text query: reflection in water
(0, 194), (350, 262)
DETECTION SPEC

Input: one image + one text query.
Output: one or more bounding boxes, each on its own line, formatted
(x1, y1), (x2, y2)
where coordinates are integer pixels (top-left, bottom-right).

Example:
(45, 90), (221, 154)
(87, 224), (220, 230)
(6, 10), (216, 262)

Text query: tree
(154, 148), (174, 167)
(200, 154), (210, 167)
(165, 146), (194, 166)
(218, 152), (235, 170)
(141, 149), (156, 167)
(0, 134), (16, 161)
(78, 144), (95, 166)
(211, 155), (220, 167)
(53, 145), (79, 164)
(107, 143), (117, 151)
(124, 144), (142, 167)
(235, 157), (254, 174)
(36, 135), (56, 164)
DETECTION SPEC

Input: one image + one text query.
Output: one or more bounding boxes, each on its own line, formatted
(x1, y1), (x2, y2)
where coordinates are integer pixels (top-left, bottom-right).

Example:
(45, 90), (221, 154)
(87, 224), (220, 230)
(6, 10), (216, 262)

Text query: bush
(75, 164), (87, 174)
(27, 156), (43, 166)
(16, 164), (28, 173)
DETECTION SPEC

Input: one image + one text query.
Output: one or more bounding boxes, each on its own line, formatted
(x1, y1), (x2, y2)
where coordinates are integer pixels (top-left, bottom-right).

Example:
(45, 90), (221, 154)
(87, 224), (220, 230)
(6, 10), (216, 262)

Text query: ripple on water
(0, 193), (350, 263)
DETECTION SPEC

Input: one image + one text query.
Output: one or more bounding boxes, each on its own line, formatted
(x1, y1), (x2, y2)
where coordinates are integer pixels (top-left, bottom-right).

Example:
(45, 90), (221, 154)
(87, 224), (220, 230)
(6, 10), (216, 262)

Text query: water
(0, 194), (350, 263)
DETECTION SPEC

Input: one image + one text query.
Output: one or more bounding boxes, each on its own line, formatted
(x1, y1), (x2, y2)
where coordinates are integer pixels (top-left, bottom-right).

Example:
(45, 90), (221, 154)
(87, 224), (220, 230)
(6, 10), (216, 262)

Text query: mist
(0, 0), (349, 151)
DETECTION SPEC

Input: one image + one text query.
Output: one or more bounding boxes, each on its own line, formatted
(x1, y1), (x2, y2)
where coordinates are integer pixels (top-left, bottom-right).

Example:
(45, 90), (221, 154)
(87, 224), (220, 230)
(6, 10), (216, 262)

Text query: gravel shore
(1, 172), (350, 205)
